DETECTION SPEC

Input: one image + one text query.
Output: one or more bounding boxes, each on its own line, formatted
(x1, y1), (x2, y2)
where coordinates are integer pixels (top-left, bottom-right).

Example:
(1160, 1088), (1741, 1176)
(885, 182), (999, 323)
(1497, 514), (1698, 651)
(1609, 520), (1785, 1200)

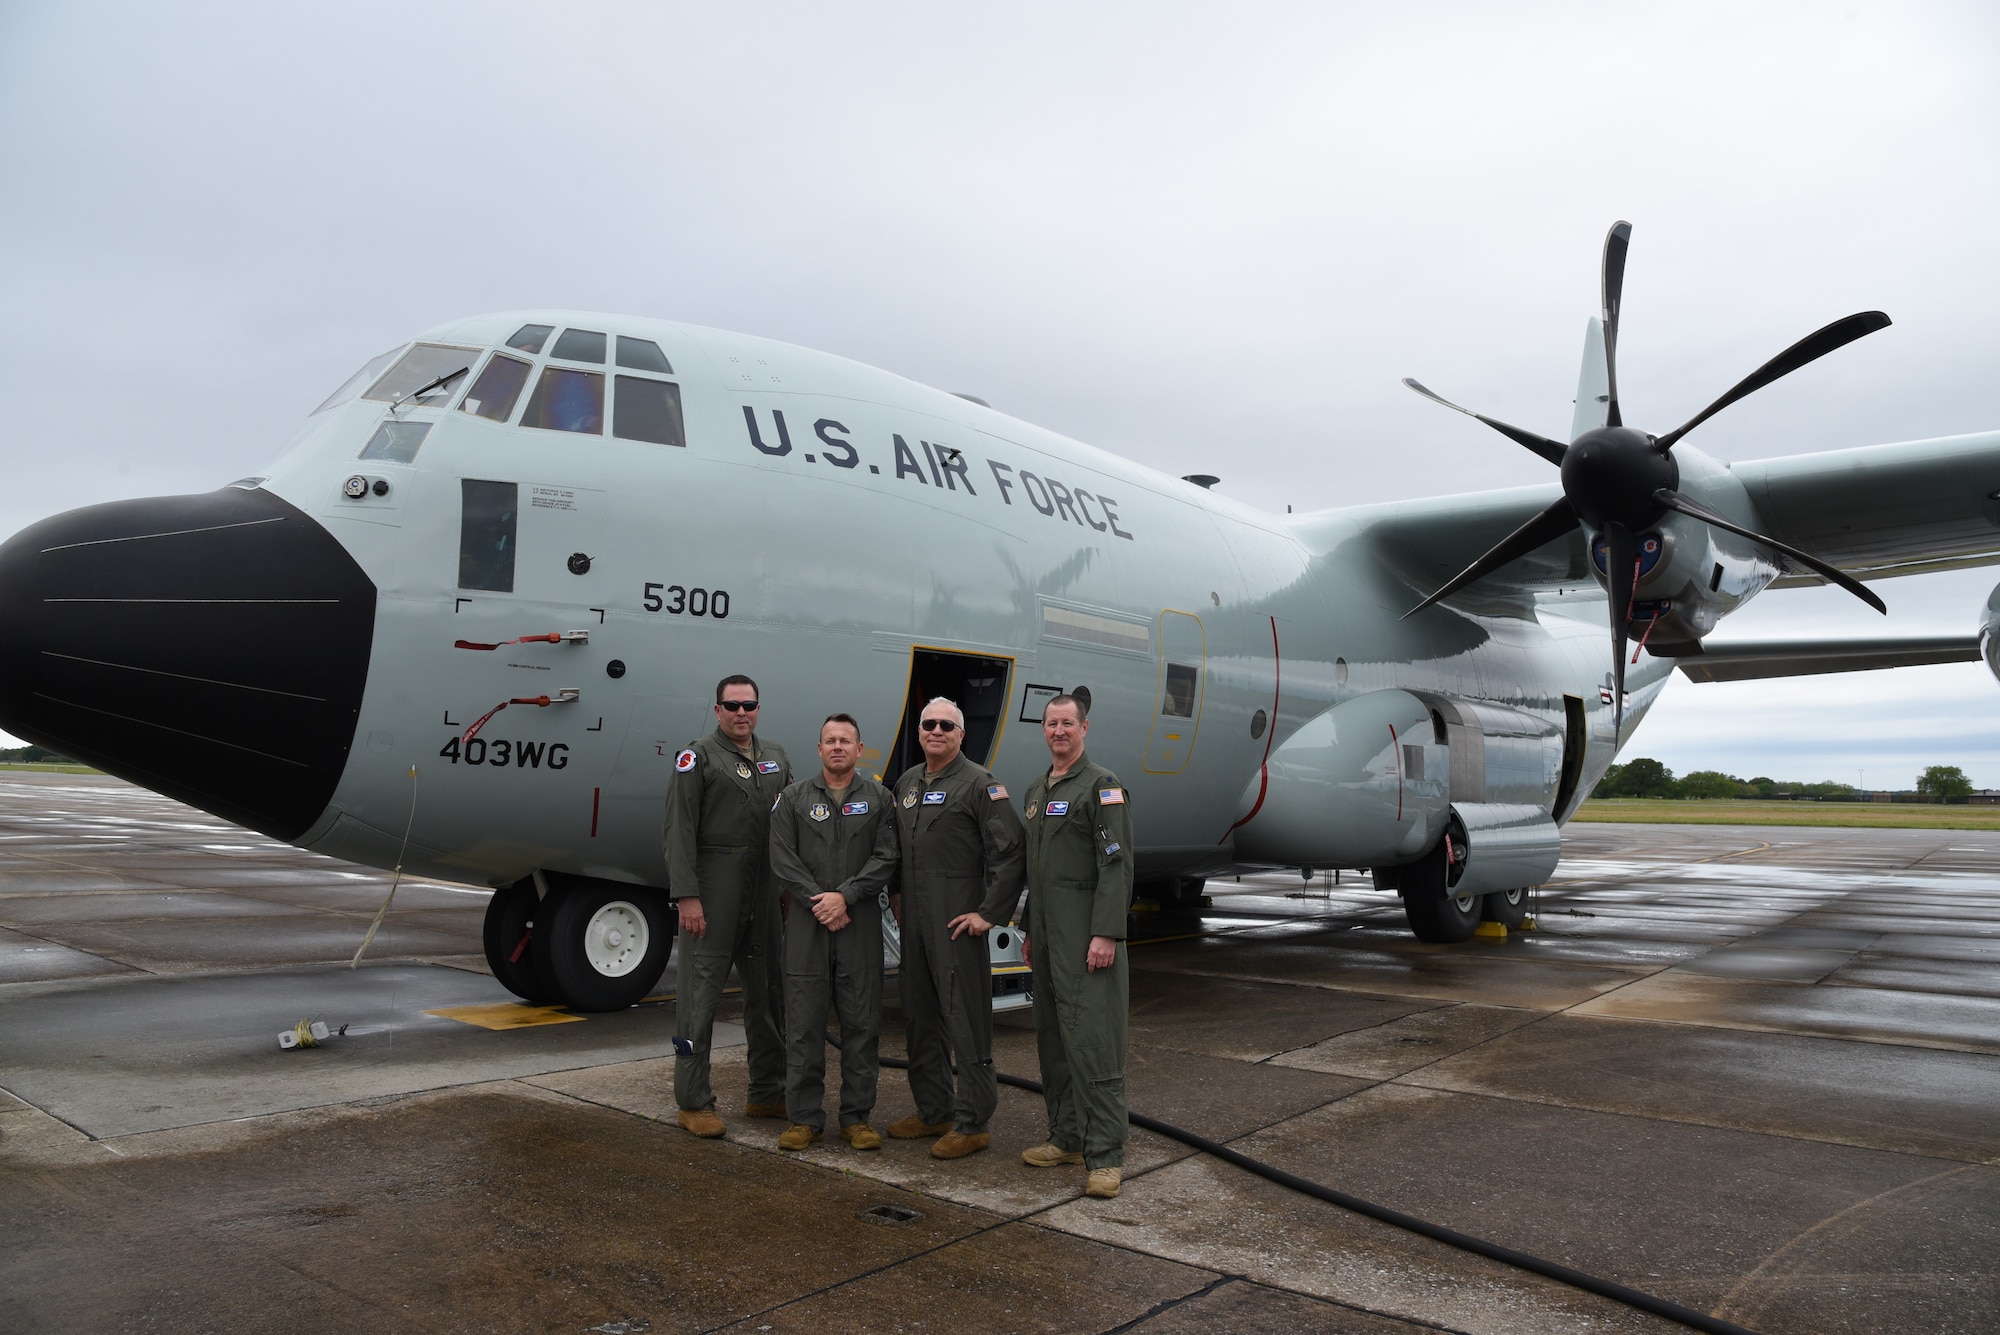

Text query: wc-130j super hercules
(2, 222), (1996, 1009)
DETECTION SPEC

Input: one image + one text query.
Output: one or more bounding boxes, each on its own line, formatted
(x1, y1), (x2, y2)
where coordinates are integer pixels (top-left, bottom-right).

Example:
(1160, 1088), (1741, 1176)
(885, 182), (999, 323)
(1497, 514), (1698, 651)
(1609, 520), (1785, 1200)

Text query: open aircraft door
(1143, 610), (1206, 774)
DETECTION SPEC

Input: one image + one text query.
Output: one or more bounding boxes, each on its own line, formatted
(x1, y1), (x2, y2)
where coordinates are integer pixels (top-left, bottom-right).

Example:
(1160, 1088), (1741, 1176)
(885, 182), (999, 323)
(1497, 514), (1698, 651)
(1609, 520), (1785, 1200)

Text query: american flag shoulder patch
(987, 784), (1008, 800)
(1099, 787), (1125, 805)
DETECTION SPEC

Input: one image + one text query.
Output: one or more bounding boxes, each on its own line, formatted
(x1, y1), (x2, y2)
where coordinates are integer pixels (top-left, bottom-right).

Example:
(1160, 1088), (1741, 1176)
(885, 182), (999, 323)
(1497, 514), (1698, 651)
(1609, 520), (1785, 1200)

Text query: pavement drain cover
(858, 1203), (922, 1226)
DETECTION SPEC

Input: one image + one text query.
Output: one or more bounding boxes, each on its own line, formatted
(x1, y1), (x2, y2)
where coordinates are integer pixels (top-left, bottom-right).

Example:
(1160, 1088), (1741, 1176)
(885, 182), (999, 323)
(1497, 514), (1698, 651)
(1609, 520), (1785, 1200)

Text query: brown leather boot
(930, 1131), (991, 1160)
(676, 1108), (725, 1139)
(886, 1115), (952, 1139)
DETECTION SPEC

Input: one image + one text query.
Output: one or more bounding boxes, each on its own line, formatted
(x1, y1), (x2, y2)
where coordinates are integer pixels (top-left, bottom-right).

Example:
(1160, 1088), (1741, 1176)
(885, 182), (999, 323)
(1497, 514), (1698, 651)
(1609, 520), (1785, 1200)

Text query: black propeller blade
(1601, 221), (1631, 429)
(1653, 310), (1892, 452)
(1602, 524), (1639, 733)
(1653, 489), (1887, 613)
(1402, 497), (1580, 620)
(1401, 379), (1567, 465)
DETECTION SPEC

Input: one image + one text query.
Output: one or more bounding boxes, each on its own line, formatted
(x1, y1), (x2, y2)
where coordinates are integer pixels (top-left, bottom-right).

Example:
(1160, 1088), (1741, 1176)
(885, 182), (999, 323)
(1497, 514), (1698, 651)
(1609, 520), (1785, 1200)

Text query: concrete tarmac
(2, 772), (1996, 1334)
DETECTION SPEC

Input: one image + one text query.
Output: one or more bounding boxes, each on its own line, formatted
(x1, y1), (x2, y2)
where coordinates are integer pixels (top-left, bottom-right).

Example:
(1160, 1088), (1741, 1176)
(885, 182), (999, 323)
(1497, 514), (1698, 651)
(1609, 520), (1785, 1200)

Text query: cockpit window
(616, 336), (673, 374)
(550, 328), (607, 363)
(314, 346), (405, 414)
(360, 421), (431, 463)
(363, 344), (480, 406)
(614, 376), (685, 447)
(520, 367), (604, 434)
(506, 323), (553, 354)
(460, 353), (532, 422)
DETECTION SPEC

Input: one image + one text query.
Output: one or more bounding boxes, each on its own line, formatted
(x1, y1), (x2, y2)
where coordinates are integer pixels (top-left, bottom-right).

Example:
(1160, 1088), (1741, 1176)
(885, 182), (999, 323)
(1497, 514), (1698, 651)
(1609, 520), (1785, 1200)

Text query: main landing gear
(1378, 839), (1528, 944)
(483, 872), (673, 1011)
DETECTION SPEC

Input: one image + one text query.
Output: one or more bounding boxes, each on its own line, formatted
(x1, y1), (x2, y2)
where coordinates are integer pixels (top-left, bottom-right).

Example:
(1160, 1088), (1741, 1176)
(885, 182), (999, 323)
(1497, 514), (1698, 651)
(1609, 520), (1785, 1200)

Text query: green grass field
(0, 762), (101, 775)
(1576, 799), (2000, 830)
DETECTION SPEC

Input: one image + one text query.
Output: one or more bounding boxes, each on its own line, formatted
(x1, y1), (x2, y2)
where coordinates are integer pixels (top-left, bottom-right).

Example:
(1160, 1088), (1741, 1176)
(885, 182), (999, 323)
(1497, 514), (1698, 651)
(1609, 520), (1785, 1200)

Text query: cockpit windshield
(363, 344), (481, 406)
(313, 346), (405, 415)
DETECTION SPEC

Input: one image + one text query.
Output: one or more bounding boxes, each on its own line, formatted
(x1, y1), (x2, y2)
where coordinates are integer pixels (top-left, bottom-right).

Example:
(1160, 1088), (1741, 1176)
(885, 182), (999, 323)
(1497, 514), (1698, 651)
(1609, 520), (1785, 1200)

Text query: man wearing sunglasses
(664, 674), (793, 1138)
(886, 697), (1026, 1159)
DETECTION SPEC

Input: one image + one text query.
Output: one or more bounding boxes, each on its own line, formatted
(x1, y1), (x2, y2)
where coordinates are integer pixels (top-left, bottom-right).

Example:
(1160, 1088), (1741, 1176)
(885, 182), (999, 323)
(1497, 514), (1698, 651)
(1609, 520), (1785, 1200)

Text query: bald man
(885, 696), (1025, 1159)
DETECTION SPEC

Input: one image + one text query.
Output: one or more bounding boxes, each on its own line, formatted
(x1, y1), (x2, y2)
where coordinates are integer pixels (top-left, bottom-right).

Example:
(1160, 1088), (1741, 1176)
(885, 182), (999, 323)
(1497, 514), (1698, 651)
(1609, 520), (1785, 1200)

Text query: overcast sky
(2, 1), (1996, 784)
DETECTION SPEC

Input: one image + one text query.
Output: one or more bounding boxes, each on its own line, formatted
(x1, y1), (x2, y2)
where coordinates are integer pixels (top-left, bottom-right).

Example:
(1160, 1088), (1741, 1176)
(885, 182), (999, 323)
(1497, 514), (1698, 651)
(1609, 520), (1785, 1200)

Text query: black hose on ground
(864, 1042), (1757, 1335)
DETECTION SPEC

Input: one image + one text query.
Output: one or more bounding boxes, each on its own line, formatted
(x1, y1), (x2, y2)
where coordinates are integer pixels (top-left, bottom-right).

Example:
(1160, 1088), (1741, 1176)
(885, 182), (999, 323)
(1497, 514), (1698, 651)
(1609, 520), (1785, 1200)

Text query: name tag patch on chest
(809, 802), (831, 821)
(1099, 788), (1125, 805)
(757, 760), (782, 774)
(675, 749), (697, 773)
(922, 790), (947, 805)
(1044, 800), (1071, 817)
(841, 800), (869, 816)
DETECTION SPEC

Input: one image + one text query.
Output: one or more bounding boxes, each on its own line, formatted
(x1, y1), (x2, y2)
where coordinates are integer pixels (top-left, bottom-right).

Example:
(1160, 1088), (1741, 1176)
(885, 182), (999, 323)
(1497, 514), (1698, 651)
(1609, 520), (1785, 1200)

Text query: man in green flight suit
(663, 673), (793, 1138)
(768, 712), (900, 1152)
(887, 696), (1026, 1160)
(1018, 693), (1135, 1198)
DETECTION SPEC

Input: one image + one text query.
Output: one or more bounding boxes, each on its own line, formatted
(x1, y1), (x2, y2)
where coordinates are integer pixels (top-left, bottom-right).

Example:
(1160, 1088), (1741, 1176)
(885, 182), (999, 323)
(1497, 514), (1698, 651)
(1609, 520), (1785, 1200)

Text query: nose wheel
(530, 878), (673, 1011)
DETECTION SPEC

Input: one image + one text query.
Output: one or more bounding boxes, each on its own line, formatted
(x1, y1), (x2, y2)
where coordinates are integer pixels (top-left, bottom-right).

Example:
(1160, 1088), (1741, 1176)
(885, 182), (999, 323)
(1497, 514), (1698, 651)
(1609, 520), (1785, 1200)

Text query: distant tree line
(1592, 760), (1977, 801)
(0, 745), (71, 764)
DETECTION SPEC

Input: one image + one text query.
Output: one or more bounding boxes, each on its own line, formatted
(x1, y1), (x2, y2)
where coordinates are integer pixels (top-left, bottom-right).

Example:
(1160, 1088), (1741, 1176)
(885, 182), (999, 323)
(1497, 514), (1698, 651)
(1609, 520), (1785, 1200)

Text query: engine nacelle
(1983, 582), (2000, 683)
(1231, 689), (1449, 868)
(1442, 802), (1563, 896)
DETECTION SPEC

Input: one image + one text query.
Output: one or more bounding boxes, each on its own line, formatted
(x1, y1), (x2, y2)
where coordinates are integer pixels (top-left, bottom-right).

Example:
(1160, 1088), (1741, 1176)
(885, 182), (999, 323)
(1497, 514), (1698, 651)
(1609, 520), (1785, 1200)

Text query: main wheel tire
(1398, 838), (1482, 943)
(532, 881), (672, 1011)
(483, 876), (557, 1004)
(1483, 887), (1528, 928)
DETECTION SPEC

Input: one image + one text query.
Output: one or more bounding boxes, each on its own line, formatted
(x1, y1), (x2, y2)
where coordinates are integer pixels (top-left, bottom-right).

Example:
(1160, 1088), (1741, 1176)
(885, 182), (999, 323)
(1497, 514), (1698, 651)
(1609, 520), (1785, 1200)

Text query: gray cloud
(2, 2), (1996, 776)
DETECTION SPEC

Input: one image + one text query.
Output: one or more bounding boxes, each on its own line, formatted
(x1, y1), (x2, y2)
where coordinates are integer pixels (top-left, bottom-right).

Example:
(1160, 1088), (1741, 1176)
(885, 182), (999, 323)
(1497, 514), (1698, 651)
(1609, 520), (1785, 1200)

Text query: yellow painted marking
(428, 1003), (584, 1030)
(992, 965), (1031, 975)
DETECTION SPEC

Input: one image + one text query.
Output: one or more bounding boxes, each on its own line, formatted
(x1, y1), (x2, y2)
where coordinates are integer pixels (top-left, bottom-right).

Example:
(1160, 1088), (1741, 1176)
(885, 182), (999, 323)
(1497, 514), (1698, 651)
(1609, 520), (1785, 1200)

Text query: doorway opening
(882, 648), (1015, 781)
(1552, 693), (1588, 819)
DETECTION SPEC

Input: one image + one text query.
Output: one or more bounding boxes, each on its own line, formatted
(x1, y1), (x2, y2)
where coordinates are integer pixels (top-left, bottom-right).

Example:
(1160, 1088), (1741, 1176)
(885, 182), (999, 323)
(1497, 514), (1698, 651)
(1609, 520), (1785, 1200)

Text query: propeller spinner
(1403, 221), (1889, 732)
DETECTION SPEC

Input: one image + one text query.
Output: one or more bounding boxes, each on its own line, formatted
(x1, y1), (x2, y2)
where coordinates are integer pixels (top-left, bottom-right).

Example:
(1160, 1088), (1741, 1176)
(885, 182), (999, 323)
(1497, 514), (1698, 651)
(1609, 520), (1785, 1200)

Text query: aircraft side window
(314, 345), (405, 414)
(359, 421), (431, 463)
(460, 353), (532, 423)
(520, 367), (604, 434)
(613, 376), (685, 447)
(459, 479), (518, 592)
(1160, 662), (1198, 718)
(363, 344), (480, 405)
(615, 336), (673, 374)
(551, 328), (607, 363)
(506, 323), (554, 355)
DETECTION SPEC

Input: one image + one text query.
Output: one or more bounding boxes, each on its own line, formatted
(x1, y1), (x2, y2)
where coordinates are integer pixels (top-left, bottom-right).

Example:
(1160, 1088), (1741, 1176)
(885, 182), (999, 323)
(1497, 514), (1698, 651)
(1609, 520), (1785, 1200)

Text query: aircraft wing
(1316, 483), (1589, 605)
(1660, 634), (1982, 683)
(1735, 429), (2000, 583)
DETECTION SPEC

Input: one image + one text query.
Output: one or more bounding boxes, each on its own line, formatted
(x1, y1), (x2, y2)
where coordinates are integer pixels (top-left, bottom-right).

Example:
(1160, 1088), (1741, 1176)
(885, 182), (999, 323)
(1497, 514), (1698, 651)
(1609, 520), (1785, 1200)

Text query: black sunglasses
(717, 700), (760, 713)
(920, 718), (959, 733)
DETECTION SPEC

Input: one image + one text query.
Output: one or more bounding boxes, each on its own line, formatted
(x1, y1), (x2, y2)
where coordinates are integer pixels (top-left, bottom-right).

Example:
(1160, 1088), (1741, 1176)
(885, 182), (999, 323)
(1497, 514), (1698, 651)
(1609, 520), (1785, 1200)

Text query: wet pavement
(2, 772), (1997, 1334)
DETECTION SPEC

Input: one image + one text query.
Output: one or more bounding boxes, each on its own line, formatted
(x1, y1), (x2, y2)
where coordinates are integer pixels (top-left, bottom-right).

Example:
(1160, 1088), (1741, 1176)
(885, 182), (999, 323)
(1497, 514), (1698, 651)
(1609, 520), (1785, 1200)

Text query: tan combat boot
(677, 1108), (725, 1139)
(840, 1123), (884, 1151)
(1021, 1144), (1084, 1168)
(777, 1124), (821, 1151)
(1085, 1167), (1122, 1198)
(886, 1115), (952, 1139)
(930, 1131), (991, 1159)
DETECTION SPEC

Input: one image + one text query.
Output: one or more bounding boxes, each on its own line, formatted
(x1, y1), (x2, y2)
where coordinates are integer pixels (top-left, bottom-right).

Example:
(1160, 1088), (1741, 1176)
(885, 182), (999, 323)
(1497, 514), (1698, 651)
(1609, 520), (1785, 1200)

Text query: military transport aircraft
(2, 223), (1997, 1010)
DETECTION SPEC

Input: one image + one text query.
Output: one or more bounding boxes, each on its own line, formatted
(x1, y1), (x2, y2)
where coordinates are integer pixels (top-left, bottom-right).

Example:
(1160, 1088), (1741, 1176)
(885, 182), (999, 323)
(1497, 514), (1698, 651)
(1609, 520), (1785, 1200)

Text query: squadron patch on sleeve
(1099, 787), (1125, 805)
(674, 748), (698, 773)
(987, 784), (1009, 800)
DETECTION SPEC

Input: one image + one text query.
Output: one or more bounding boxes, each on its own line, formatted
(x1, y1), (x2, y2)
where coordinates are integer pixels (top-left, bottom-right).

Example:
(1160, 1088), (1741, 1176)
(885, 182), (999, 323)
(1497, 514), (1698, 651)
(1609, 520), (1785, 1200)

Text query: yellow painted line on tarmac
(428, 1003), (585, 1030)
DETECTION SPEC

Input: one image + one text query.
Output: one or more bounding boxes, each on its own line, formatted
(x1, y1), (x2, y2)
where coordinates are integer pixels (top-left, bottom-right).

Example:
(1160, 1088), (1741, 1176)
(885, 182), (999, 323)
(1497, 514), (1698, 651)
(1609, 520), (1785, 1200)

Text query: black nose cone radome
(0, 486), (376, 842)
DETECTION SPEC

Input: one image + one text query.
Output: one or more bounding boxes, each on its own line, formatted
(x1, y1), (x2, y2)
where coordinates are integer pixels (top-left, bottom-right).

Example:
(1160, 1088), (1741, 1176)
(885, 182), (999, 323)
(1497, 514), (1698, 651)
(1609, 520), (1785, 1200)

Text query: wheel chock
(1518, 915), (1538, 931)
(1473, 921), (1508, 939)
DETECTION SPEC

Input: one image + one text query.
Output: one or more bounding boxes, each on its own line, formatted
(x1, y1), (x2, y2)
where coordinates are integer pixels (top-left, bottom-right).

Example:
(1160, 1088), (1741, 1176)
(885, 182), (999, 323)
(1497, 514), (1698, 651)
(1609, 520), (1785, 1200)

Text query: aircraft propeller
(1401, 220), (1890, 731)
